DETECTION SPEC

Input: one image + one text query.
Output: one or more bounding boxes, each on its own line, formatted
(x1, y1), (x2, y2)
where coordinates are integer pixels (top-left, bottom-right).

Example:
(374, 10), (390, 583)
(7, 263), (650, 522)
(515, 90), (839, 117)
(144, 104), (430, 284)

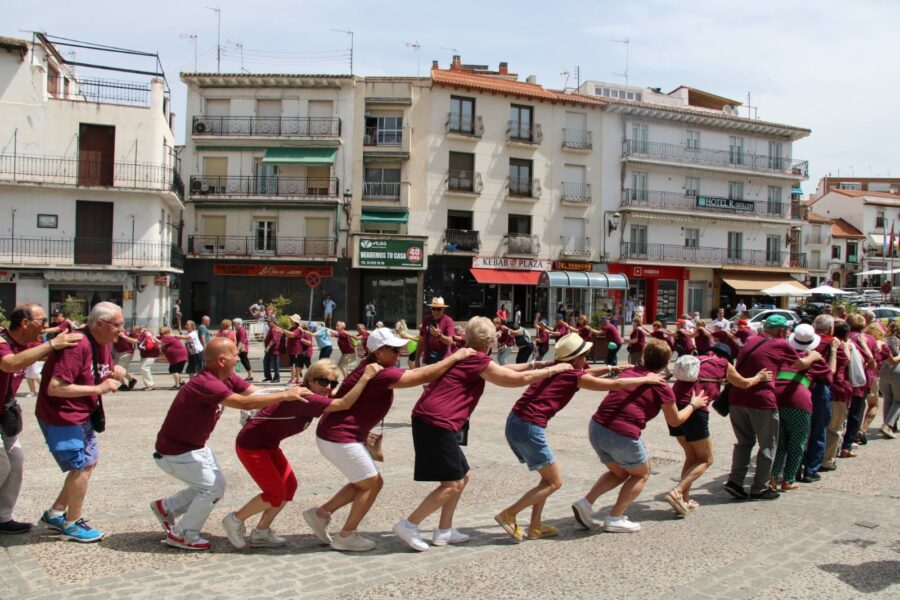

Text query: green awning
(262, 148), (336, 164)
(361, 210), (409, 224)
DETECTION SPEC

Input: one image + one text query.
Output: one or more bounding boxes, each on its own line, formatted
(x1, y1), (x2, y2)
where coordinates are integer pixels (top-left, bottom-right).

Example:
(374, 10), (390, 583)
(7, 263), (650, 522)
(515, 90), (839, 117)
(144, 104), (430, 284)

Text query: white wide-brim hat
(555, 332), (593, 362)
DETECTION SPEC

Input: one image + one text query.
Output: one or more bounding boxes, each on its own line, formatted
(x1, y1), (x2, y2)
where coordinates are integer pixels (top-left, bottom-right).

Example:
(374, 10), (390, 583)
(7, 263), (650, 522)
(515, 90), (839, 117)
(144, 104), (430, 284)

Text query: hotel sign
(696, 195), (754, 212)
(472, 257), (552, 271)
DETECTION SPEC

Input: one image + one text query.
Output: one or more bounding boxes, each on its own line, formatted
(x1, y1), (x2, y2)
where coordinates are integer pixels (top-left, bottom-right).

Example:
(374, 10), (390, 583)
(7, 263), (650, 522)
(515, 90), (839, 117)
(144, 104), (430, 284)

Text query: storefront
(609, 264), (689, 324)
(716, 271), (807, 312)
(537, 271), (628, 326)
(468, 257), (552, 323)
(351, 235), (426, 327)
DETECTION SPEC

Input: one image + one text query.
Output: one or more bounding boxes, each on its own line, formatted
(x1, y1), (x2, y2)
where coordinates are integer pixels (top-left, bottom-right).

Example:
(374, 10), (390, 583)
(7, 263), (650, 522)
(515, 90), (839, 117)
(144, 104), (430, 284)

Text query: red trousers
(235, 446), (298, 507)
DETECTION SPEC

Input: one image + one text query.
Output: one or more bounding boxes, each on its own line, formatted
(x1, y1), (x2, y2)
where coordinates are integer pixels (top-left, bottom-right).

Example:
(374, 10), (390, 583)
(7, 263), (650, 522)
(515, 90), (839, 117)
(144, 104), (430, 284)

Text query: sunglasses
(315, 377), (339, 389)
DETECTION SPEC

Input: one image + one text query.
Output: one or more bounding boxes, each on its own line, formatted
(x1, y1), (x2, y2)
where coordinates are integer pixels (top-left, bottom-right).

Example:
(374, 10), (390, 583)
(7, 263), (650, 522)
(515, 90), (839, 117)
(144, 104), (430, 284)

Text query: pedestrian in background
(137, 325), (161, 391)
(365, 301), (376, 330)
(323, 295), (336, 328)
(417, 298), (454, 366)
(262, 318), (281, 383)
(233, 318), (254, 382)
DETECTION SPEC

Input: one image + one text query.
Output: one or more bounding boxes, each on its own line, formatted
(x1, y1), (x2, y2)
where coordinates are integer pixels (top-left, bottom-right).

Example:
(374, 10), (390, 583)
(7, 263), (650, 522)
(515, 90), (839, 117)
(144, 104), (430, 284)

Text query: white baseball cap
(366, 327), (409, 352)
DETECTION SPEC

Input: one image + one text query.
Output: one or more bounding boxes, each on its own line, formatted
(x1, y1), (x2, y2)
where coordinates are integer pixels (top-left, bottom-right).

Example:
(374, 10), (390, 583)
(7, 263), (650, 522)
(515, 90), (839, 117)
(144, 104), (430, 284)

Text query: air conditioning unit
(193, 120), (210, 134)
(201, 182), (210, 193)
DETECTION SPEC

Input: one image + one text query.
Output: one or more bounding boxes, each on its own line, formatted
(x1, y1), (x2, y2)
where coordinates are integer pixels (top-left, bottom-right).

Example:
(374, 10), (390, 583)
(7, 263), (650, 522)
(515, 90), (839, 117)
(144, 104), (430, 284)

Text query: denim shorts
(505, 412), (555, 471)
(38, 419), (99, 472)
(588, 419), (649, 469)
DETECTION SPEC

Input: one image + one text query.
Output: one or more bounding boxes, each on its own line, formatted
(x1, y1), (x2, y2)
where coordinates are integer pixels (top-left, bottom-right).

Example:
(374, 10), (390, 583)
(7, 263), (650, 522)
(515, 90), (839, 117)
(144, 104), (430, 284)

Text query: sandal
(527, 524), (558, 540)
(664, 489), (688, 516)
(781, 481), (800, 491)
(493, 512), (524, 542)
(686, 499), (700, 510)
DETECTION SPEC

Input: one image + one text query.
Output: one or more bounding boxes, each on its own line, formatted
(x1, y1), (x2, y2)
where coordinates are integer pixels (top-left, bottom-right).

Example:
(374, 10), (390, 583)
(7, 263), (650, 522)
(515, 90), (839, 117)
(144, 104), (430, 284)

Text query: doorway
(75, 200), (113, 265)
(78, 124), (115, 186)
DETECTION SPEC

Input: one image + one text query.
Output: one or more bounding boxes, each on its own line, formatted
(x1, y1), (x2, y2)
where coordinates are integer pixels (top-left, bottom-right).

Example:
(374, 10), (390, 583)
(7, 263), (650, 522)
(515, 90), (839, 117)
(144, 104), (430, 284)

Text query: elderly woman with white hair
(392, 317), (574, 552)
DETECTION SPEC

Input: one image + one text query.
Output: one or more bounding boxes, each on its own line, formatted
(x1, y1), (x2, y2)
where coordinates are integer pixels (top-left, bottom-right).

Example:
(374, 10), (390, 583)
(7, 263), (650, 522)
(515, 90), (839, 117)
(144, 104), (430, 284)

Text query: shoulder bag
(712, 337), (770, 417)
(87, 331), (107, 433)
(0, 332), (24, 437)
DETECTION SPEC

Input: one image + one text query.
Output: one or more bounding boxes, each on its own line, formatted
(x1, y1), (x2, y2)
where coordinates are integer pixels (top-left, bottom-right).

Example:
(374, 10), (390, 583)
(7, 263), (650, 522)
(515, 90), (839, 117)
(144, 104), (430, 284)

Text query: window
(684, 228), (700, 248)
(728, 181), (743, 200)
(729, 136), (744, 165)
(448, 152), (476, 192)
(811, 250), (821, 270)
(876, 211), (885, 229)
(447, 210), (473, 231)
(449, 96), (475, 134)
(686, 130), (700, 150)
(631, 171), (648, 201)
(766, 235), (782, 264)
(727, 231), (743, 260)
(767, 186), (783, 216)
(847, 241), (859, 263)
(510, 104), (534, 140)
(446, 210), (478, 251)
(631, 123), (649, 153)
(254, 220), (276, 253)
(832, 245), (841, 259)
(768, 141), (783, 169)
(509, 158), (533, 196)
(838, 182), (861, 191)
(508, 214), (532, 234)
(563, 164), (587, 200)
(365, 115), (402, 146)
(563, 217), (586, 254)
(629, 224), (648, 255)
(685, 176), (700, 197)
(363, 167), (401, 200)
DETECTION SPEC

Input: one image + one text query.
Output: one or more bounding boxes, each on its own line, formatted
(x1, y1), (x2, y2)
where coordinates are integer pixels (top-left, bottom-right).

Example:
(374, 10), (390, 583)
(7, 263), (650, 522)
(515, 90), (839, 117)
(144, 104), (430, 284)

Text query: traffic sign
(305, 271), (322, 288)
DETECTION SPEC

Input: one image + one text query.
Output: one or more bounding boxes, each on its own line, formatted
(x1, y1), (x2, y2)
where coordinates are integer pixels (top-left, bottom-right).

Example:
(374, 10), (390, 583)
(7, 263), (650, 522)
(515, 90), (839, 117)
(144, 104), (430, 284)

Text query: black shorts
(667, 407), (710, 442)
(168, 361), (187, 374)
(289, 354), (310, 368)
(319, 347), (333, 360)
(188, 353), (203, 374)
(411, 417), (469, 482)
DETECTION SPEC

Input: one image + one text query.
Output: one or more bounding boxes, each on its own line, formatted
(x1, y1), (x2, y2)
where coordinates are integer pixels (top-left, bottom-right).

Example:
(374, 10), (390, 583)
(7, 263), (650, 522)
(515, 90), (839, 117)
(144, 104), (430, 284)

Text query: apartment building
(0, 34), (183, 326)
(581, 81), (810, 321)
(804, 209), (834, 287)
(179, 73), (360, 322)
(815, 176), (900, 198)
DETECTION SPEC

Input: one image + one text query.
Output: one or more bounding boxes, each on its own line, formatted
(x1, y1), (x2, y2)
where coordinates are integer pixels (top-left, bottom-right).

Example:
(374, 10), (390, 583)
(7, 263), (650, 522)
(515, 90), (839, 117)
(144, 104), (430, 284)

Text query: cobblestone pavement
(2, 351), (898, 599)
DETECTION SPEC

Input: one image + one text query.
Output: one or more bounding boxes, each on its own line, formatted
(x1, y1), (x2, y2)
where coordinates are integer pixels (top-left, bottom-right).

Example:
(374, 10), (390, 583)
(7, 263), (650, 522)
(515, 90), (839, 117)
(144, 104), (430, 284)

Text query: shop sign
(610, 264), (689, 280)
(697, 195), (754, 212)
(472, 257), (552, 271)
(552, 261), (593, 272)
(0, 271), (14, 283)
(213, 264), (334, 278)
(154, 275), (169, 286)
(44, 270), (127, 283)
(358, 238), (425, 269)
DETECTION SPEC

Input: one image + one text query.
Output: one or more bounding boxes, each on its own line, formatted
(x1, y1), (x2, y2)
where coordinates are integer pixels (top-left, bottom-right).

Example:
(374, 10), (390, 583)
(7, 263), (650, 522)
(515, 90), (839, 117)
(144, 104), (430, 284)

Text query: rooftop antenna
(227, 40), (247, 72)
(745, 92), (759, 119)
(331, 28), (354, 75)
(205, 6), (221, 73)
(179, 33), (198, 71)
(405, 41), (421, 82)
(611, 38), (630, 87)
(574, 65), (581, 90)
(560, 70), (570, 91)
(440, 46), (458, 58)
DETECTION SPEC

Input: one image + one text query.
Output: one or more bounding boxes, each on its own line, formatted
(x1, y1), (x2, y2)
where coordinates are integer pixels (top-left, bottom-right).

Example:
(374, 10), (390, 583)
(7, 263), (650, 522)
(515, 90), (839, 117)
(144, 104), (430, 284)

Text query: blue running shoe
(40, 510), (67, 533)
(61, 518), (104, 543)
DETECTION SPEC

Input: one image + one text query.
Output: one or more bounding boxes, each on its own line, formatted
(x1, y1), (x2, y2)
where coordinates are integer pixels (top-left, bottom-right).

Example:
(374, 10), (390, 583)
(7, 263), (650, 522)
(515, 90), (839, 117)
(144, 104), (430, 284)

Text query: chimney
(526, 75), (537, 84)
(451, 54), (462, 70)
(432, 60), (439, 69)
(499, 61), (508, 74)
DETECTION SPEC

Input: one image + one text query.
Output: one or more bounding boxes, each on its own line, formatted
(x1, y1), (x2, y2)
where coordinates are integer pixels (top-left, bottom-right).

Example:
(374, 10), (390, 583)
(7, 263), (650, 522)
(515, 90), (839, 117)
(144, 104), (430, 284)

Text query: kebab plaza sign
(357, 238), (425, 269)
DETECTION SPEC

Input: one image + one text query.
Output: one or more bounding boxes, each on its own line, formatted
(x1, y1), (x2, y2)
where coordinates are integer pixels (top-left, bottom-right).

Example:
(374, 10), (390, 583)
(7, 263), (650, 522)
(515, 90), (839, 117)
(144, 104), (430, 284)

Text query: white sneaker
(604, 516), (641, 533)
(571, 498), (596, 530)
(432, 527), (469, 546)
(330, 531), (376, 552)
(393, 519), (429, 552)
(302, 507), (332, 544)
(221, 512), (246, 549)
(164, 530), (211, 550)
(249, 527), (287, 548)
(881, 424), (897, 439)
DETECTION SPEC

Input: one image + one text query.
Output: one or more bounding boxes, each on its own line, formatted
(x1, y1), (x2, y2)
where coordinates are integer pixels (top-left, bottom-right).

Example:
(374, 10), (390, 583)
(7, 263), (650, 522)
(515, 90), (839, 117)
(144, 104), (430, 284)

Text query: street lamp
(603, 211), (621, 261)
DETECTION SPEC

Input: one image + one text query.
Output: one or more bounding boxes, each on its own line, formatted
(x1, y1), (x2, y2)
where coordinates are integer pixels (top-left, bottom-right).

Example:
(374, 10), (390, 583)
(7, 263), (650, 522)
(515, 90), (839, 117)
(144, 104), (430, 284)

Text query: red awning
(469, 268), (542, 285)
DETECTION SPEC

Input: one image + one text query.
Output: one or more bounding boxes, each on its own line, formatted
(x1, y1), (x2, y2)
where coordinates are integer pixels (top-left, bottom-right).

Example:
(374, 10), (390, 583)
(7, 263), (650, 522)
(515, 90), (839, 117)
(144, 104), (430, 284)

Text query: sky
(4, 0), (899, 192)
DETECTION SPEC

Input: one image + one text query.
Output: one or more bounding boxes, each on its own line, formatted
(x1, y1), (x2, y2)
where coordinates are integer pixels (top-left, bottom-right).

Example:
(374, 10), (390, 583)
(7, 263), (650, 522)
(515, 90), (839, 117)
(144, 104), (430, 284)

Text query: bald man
(151, 338), (309, 550)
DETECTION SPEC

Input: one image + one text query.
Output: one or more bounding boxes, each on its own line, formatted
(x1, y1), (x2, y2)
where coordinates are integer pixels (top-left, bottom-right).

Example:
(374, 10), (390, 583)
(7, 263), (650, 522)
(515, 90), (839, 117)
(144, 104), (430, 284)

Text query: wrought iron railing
(505, 233), (541, 255)
(509, 177), (541, 198)
(191, 116), (341, 137)
(189, 176), (339, 197)
(362, 181), (401, 200)
(363, 127), (402, 146)
(447, 170), (482, 194)
(0, 237), (183, 268)
(507, 121), (543, 144)
(0, 154), (180, 194)
(562, 128), (592, 149)
(444, 229), (480, 252)
(187, 236), (336, 257)
(622, 139), (809, 177)
(620, 242), (807, 268)
(621, 189), (790, 218)
(560, 236), (592, 256)
(446, 113), (484, 137)
(561, 182), (592, 204)
(47, 76), (154, 107)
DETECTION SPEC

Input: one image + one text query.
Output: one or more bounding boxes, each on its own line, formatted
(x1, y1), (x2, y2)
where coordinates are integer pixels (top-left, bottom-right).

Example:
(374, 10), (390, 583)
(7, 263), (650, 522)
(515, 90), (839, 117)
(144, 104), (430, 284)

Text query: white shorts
(25, 361), (43, 380)
(316, 437), (378, 483)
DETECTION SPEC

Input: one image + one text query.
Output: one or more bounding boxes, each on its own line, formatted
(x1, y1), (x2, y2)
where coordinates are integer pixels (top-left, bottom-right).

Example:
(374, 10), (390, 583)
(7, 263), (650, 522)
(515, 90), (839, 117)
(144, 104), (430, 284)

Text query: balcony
(189, 176), (339, 199)
(0, 237), (183, 270)
(48, 75), (157, 107)
(505, 233), (541, 255)
(191, 116), (341, 137)
(562, 129), (592, 150)
(508, 177), (541, 201)
(0, 154), (182, 199)
(444, 229), (481, 252)
(364, 127), (402, 147)
(362, 181), (401, 201)
(622, 140), (809, 178)
(507, 121), (543, 145)
(187, 236), (336, 258)
(446, 170), (482, 195)
(620, 242), (807, 269)
(621, 189), (790, 218)
(561, 182), (592, 205)
(446, 113), (484, 137)
(560, 236), (592, 257)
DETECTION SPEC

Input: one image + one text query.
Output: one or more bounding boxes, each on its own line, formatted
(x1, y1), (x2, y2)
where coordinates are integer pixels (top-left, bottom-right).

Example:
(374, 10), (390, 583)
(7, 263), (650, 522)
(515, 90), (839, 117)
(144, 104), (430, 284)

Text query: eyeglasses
(31, 317), (48, 325)
(315, 377), (340, 389)
(101, 319), (125, 330)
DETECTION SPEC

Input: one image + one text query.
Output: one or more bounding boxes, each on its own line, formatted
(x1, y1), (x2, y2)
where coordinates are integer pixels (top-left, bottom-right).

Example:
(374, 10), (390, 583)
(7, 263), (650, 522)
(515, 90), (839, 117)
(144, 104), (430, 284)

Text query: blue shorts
(505, 412), (555, 471)
(588, 420), (649, 469)
(38, 419), (99, 472)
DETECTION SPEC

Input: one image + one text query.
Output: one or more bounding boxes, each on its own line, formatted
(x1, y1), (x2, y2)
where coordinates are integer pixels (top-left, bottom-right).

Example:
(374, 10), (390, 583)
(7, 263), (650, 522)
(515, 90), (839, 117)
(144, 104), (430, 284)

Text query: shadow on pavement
(819, 560), (900, 593)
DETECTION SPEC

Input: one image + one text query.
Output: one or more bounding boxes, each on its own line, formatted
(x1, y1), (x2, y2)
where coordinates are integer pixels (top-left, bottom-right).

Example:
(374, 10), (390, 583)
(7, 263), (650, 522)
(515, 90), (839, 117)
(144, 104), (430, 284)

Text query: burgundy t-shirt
(419, 315), (455, 358)
(629, 328), (646, 353)
(411, 353), (492, 431)
(828, 339), (852, 403)
(303, 332), (315, 357)
(712, 330), (741, 358)
(672, 354), (727, 412)
(730, 335), (800, 411)
(113, 333), (134, 354)
(695, 328), (712, 355)
(811, 336), (836, 386)
(155, 369), (249, 455)
(337, 331), (354, 354)
(286, 327), (303, 355)
(651, 330), (674, 350)
(775, 350), (830, 413)
(0, 331), (28, 398)
(511, 367), (586, 428)
(265, 328), (281, 356)
(592, 366), (675, 439)
(35, 333), (112, 426)
(676, 330), (696, 353)
(235, 326), (250, 353)
(555, 323), (570, 337)
(160, 335), (188, 364)
(237, 393), (332, 449)
(577, 326), (593, 342)
(316, 358), (405, 443)
(735, 328), (754, 344)
(601, 323), (623, 345)
(498, 329), (514, 348)
(138, 331), (161, 359)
